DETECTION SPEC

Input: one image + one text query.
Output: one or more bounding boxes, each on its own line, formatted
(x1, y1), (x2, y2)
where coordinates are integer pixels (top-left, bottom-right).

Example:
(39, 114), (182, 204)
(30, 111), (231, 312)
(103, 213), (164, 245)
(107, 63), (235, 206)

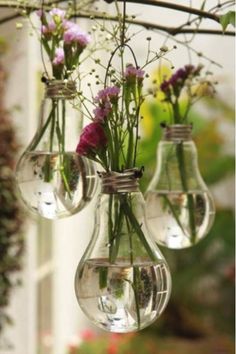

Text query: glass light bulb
(145, 125), (215, 249)
(74, 171), (171, 333)
(16, 80), (97, 219)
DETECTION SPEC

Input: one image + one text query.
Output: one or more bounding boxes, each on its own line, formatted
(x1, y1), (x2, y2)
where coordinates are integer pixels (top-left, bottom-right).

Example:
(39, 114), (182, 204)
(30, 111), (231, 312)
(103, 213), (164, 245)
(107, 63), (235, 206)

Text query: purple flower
(95, 86), (120, 103)
(125, 64), (145, 81)
(48, 21), (57, 31)
(53, 48), (65, 65)
(160, 80), (170, 93)
(36, 9), (44, 18)
(49, 8), (66, 19)
(184, 64), (195, 75)
(41, 21), (56, 35)
(168, 66), (196, 87)
(64, 23), (91, 47)
(93, 101), (112, 122)
(63, 20), (75, 30)
(41, 25), (48, 34)
(160, 65), (201, 97)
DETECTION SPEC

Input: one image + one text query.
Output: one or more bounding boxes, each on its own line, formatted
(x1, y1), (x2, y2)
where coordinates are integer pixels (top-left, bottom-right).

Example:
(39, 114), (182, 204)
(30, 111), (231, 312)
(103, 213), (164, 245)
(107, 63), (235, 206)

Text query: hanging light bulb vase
(75, 169), (171, 333)
(16, 80), (97, 219)
(145, 124), (215, 249)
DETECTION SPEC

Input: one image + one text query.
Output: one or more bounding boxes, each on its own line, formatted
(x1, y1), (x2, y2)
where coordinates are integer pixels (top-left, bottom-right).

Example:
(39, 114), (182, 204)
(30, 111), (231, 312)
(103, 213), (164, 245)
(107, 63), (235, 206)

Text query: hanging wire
(104, 0), (139, 86)
(104, 43), (138, 87)
(40, 0), (50, 82)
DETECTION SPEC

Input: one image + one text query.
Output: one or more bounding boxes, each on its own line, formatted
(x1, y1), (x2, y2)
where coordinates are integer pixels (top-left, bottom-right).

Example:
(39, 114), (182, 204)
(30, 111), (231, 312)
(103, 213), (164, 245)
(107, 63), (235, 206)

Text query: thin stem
(28, 105), (55, 151)
(43, 102), (56, 182)
(108, 194), (114, 261)
(62, 100), (66, 153)
(162, 195), (187, 236)
(122, 196), (156, 261)
(175, 143), (197, 243)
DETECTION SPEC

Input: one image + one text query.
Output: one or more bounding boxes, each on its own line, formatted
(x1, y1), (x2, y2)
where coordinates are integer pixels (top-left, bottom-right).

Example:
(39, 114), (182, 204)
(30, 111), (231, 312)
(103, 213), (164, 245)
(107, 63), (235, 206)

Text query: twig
(0, 7), (234, 37)
(104, 0), (220, 22)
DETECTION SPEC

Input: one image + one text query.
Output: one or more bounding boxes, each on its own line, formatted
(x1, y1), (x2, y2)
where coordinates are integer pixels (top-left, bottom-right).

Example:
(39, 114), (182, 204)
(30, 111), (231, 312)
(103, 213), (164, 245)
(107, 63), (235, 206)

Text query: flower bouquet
(16, 8), (97, 218)
(145, 65), (216, 248)
(74, 50), (171, 332)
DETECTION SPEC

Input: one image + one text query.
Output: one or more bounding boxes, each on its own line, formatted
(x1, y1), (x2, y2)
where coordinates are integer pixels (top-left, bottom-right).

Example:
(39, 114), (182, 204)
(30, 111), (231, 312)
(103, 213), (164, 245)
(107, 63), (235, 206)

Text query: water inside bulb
(76, 258), (170, 333)
(74, 171), (171, 333)
(16, 151), (96, 219)
(146, 191), (215, 249)
(15, 80), (97, 219)
(145, 125), (215, 249)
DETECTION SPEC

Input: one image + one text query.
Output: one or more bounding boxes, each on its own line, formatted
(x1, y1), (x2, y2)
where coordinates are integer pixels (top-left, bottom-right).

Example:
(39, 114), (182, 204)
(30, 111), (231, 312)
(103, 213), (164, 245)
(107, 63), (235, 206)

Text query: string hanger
(104, 0), (139, 87)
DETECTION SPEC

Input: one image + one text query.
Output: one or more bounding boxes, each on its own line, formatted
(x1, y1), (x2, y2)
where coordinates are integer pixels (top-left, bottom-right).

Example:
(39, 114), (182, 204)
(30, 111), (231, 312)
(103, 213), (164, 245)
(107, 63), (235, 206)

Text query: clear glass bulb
(75, 170), (171, 333)
(16, 80), (97, 219)
(145, 125), (215, 249)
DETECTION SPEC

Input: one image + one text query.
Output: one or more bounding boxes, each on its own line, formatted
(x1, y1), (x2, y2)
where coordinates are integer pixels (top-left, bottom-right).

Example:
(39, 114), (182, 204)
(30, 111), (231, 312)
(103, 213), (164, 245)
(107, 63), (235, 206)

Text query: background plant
(0, 41), (25, 333)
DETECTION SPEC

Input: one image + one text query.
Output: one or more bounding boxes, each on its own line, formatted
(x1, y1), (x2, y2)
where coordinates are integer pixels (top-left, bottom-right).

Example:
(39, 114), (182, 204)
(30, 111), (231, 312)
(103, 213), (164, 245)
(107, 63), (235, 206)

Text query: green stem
(126, 128), (134, 169)
(44, 103), (56, 182)
(124, 273), (141, 330)
(176, 143), (197, 244)
(163, 195), (187, 236)
(108, 194), (114, 261)
(122, 196), (156, 262)
(125, 214), (141, 330)
(110, 205), (125, 263)
(29, 106), (55, 151)
(133, 267), (141, 329)
(62, 100), (66, 153)
(173, 101), (181, 124)
(55, 101), (72, 199)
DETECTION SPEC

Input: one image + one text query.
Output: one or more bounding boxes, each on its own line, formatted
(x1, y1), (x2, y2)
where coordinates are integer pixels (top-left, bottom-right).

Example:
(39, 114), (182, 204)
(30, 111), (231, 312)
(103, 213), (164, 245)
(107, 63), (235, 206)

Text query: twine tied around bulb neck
(43, 78), (77, 99)
(98, 167), (144, 194)
(161, 124), (193, 142)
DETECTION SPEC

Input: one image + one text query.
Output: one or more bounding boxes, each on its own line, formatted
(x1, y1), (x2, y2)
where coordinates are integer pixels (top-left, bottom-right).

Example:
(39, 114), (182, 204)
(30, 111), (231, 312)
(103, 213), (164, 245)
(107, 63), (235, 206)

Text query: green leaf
(219, 11), (235, 32)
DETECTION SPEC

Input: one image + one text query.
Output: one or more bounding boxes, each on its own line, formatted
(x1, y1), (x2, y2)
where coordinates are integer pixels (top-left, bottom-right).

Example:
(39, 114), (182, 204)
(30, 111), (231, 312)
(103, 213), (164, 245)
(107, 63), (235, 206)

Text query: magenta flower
(64, 23), (91, 47)
(49, 8), (66, 20)
(76, 122), (107, 156)
(125, 64), (145, 82)
(53, 48), (65, 65)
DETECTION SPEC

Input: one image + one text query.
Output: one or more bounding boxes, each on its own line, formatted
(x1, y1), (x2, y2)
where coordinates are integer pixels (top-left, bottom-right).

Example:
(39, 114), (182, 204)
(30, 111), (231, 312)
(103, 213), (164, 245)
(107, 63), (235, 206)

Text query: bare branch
(104, 0), (220, 22)
(0, 7), (234, 37)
